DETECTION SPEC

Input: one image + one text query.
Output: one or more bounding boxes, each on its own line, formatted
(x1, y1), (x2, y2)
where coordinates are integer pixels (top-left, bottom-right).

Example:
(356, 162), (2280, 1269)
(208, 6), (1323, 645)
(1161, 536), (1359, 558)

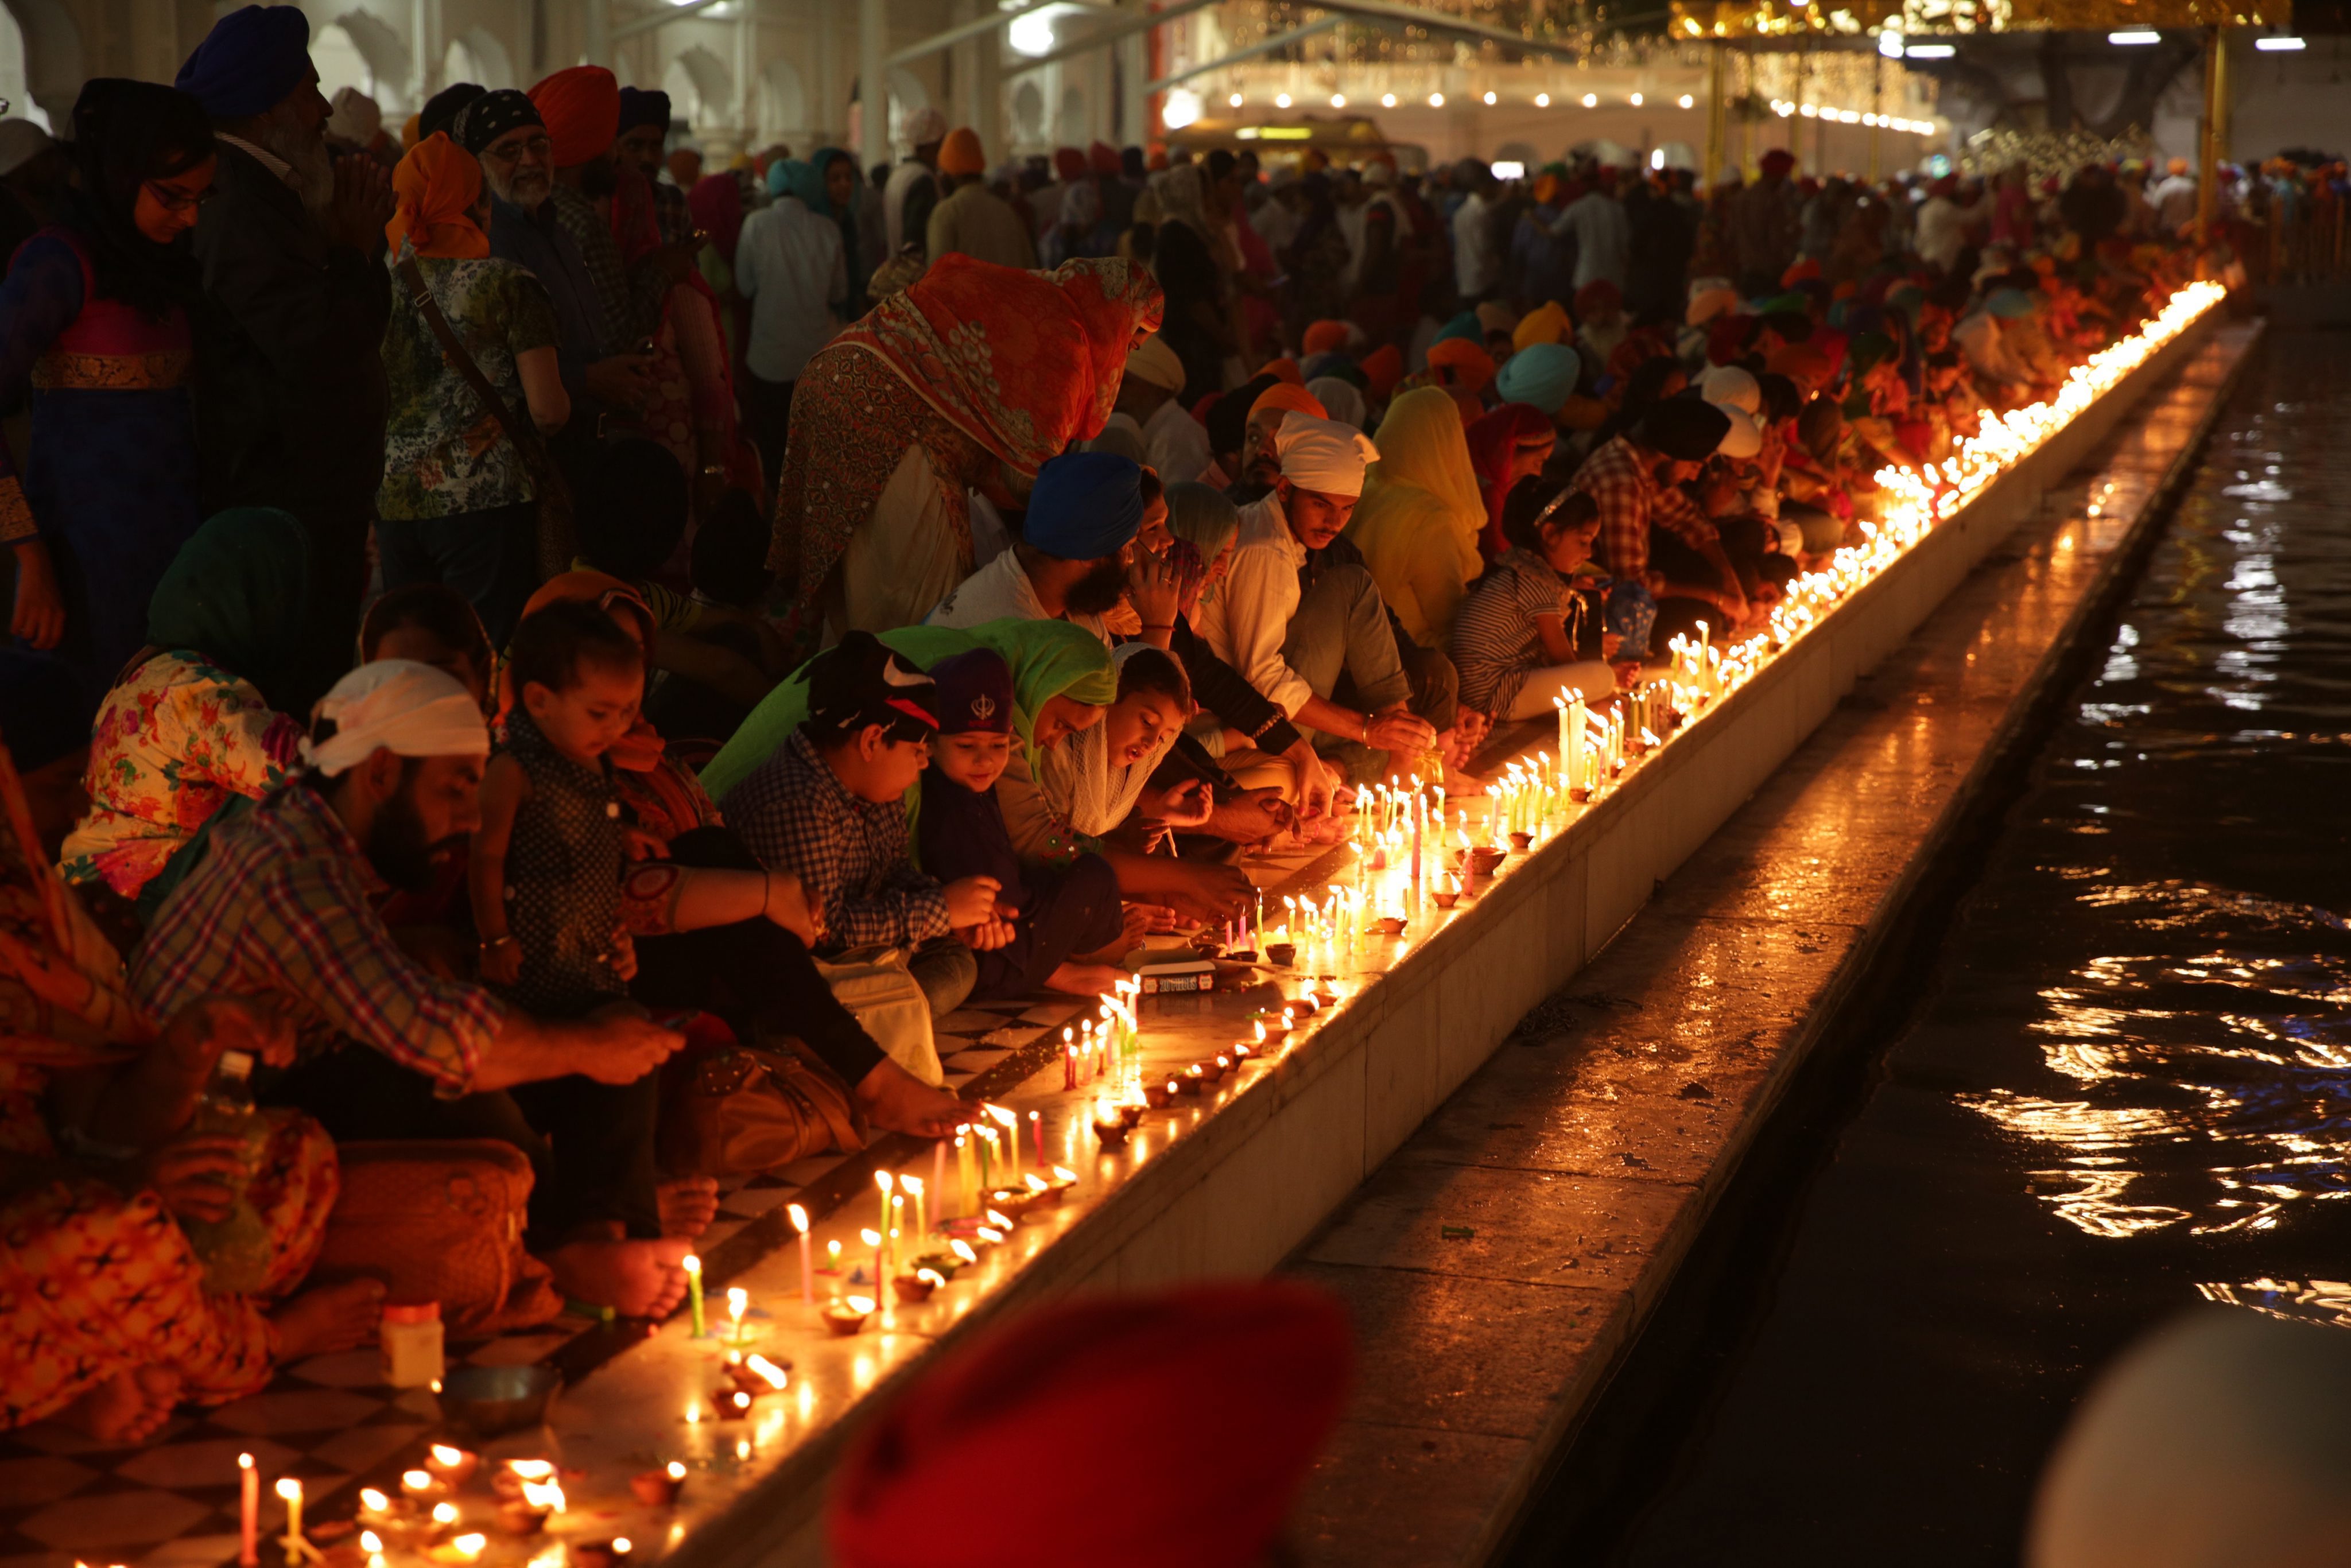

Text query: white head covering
(302, 659), (489, 778)
(1716, 405), (1762, 460)
(1306, 376), (1367, 431)
(1700, 364), (1762, 415)
(1274, 414), (1380, 498)
(903, 106), (948, 146)
(1123, 333), (1186, 394)
(325, 86), (381, 146)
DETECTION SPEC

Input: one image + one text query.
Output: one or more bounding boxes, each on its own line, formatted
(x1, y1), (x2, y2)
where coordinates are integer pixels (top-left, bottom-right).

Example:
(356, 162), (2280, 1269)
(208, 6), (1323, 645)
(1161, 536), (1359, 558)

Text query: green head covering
(145, 508), (312, 711)
(699, 618), (1116, 802)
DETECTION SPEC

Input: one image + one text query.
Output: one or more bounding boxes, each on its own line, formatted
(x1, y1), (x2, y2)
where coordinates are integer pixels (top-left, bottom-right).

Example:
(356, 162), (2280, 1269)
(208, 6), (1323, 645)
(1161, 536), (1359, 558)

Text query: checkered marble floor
(0, 841), (1355, 1568)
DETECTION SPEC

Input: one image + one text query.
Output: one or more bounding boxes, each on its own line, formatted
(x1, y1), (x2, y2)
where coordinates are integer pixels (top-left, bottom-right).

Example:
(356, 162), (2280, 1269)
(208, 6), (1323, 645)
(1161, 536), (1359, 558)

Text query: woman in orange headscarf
(768, 255), (1162, 649)
(378, 131), (571, 643)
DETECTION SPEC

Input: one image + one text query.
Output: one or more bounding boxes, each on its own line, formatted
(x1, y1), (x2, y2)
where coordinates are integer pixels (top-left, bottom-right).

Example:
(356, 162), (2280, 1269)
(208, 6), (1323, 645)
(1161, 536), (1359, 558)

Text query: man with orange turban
(925, 126), (1034, 270)
(830, 1283), (1351, 1568)
(1424, 335), (1496, 397)
(526, 65), (639, 359)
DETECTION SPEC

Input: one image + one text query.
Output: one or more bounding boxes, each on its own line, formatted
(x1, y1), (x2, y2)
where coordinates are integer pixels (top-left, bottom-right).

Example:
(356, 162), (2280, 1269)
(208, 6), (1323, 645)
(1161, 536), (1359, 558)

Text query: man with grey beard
(452, 88), (654, 491)
(176, 3), (394, 697)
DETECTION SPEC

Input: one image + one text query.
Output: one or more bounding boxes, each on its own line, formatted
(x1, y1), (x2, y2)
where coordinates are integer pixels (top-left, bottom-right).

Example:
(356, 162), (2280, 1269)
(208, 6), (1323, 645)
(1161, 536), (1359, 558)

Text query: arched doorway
(442, 27), (514, 91)
(0, 0), (81, 129)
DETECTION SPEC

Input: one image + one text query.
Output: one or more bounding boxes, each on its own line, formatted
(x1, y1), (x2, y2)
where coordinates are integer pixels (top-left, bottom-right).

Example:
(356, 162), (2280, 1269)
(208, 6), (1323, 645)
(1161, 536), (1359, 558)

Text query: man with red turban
(830, 1282), (1352, 1568)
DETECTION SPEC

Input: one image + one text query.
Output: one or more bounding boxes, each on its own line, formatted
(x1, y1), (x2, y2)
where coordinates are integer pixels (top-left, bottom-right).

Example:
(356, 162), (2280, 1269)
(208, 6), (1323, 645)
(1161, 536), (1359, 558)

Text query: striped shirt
(1450, 548), (1579, 716)
(132, 784), (505, 1095)
(1572, 433), (1718, 583)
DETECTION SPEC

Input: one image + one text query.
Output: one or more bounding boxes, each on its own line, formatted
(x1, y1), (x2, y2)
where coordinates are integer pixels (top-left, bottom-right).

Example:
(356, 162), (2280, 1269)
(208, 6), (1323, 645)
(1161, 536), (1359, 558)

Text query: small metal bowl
(437, 1364), (561, 1439)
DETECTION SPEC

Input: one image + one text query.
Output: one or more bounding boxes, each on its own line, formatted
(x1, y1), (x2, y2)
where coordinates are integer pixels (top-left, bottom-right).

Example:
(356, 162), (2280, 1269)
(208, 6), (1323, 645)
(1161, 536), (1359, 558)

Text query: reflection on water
(1590, 334), (2351, 1565)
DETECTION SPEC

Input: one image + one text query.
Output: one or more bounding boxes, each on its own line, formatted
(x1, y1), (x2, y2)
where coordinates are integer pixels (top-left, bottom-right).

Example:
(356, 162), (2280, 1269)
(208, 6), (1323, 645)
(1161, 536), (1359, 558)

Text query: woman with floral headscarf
(766, 255), (1162, 649)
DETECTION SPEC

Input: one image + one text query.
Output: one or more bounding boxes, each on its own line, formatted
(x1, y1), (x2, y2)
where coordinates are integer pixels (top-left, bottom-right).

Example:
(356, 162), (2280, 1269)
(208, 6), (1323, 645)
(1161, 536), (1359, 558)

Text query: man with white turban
(1104, 333), (1212, 484)
(134, 661), (693, 1319)
(1192, 416), (1443, 780)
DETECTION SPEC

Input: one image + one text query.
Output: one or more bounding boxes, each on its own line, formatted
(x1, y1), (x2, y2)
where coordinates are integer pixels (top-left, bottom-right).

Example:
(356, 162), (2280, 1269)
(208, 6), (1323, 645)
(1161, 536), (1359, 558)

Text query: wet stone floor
(1574, 329), (2351, 1563)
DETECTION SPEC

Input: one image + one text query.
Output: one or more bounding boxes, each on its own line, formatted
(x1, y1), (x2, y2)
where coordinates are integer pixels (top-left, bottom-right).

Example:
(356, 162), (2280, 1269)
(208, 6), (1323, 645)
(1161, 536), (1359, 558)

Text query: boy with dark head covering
(726, 633), (999, 1018)
(916, 650), (1128, 1000)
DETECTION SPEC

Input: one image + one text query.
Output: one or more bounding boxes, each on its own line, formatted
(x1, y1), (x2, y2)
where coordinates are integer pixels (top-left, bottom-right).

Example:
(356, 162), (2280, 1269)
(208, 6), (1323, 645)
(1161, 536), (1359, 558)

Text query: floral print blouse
(59, 651), (302, 899)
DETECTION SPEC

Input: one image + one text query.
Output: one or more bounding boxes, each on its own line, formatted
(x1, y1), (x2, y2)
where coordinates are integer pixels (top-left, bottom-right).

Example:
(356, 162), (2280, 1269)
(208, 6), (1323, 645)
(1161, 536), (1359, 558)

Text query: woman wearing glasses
(0, 79), (215, 715)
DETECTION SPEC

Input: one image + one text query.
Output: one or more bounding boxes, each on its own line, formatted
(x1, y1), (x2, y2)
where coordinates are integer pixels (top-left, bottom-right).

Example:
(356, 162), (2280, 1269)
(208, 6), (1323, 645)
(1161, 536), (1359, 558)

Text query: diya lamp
(1264, 941), (1296, 967)
(1046, 1165), (1077, 1197)
(716, 1388), (754, 1420)
(1143, 1076), (1178, 1108)
(399, 1469), (442, 1505)
(628, 1462), (686, 1508)
(429, 1531), (487, 1565)
(823, 1296), (875, 1336)
(1213, 1051), (1235, 1078)
(1368, 915), (1406, 937)
(491, 1460), (556, 1503)
(571, 1539), (632, 1568)
(891, 1268), (946, 1305)
(423, 1444), (478, 1488)
(1507, 830), (1532, 852)
(494, 1476), (564, 1537)
(1091, 1101), (1132, 1148)
(1118, 1097), (1147, 1127)
(1177, 1064), (1207, 1095)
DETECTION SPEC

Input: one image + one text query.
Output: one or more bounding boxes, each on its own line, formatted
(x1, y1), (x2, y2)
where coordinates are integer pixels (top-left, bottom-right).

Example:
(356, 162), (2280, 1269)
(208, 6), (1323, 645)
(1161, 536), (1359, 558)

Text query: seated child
(472, 600), (643, 1016)
(1450, 479), (1636, 721)
(726, 632), (1002, 1018)
(917, 650), (1128, 1000)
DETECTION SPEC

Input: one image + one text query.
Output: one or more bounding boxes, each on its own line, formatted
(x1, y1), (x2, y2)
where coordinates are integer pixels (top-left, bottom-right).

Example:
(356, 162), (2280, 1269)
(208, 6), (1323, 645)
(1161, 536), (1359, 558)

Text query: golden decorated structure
(1669, 0), (2288, 37)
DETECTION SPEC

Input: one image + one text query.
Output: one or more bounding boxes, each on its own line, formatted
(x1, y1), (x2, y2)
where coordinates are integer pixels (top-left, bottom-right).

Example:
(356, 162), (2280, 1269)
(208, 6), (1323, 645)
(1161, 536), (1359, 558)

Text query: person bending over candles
(1450, 479), (1637, 723)
(918, 650), (1129, 999)
(131, 660), (694, 1317)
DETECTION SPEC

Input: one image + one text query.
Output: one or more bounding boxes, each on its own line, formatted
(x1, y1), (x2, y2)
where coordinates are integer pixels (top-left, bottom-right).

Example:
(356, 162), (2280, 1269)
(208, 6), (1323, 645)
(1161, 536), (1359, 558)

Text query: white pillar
(584, 0), (610, 69)
(816, 0), (837, 144)
(411, 0), (441, 109)
(736, 0), (754, 145)
(858, 0), (886, 161)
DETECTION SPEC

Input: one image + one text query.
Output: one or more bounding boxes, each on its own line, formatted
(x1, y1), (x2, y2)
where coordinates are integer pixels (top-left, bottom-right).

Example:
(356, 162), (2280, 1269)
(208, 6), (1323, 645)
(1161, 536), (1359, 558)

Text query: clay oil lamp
(1368, 915), (1407, 938)
(572, 1539), (632, 1568)
(1143, 1076), (1180, 1109)
(892, 1268), (946, 1305)
(423, 1445), (478, 1488)
(1092, 1102), (1132, 1148)
(1264, 941), (1296, 967)
(823, 1296), (875, 1336)
(494, 1476), (563, 1536)
(629, 1463), (686, 1509)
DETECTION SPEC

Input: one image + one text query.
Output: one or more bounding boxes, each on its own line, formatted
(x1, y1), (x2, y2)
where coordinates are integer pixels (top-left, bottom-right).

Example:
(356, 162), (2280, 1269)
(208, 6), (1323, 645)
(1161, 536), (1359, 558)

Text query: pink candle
(239, 1453), (258, 1567)
(790, 1205), (813, 1303)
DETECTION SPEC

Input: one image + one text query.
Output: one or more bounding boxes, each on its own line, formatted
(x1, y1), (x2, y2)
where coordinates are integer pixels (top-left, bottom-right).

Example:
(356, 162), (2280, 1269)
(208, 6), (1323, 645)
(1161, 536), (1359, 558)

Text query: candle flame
(874, 1170), (892, 1195)
(432, 1503), (459, 1525)
(275, 1478), (301, 1501)
(683, 1403), (700, 1424)
(520, 1479), (565, 1512)
(976, 1227), (1004, 1243)
(899, 1175), (922, 1197)
(917, 1268), (946, 1286)
(402, 1470), (433, 1492)
(681, 1253), (700, 1277)
(845, 1295), (875, 1313)
(507, 1460), (553, 1480)
(984, 1209), (1012, 1228)
(360, 1490), (389, 1513)
(860, 1227), (881, 1245)
(666, 1461), (686, 1480)
(949, 1240), (977, 1263)
(730, 1391), (749, 1411)
(612, 1540), (632, 1555)
(360, 1534), (383, 1554)
(430, 1444), (467, 1466)
(1023, 1173), (1048, 1192)
(788, 1203), (808, 1233)
(452, 1534), (486, 1558)
(726, 1286), (747, 1318)
(239, 1453), (254, 1472)
(746, 1354), (789, 1390)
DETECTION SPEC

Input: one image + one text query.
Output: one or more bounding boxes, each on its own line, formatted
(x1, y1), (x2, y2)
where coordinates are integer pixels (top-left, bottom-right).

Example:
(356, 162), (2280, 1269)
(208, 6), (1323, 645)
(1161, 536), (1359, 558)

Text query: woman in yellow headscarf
(1344, 386), (1489, 651)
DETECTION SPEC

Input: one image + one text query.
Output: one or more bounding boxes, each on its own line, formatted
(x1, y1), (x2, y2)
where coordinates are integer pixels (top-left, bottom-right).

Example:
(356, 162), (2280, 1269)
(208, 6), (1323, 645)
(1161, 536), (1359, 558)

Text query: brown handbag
(312, 1139), (564, 1337)
(657, 1038), (867, 1178)
(395, 254), (576, 579)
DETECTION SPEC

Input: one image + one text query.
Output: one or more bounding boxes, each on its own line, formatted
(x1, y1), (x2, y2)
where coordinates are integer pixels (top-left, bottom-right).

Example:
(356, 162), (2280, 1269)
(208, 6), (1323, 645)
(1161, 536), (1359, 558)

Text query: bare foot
(60, 1364), (182, 1444)
(544, 1236), (690, 1318)
(270, 1277), (386, 1361)
(1045, 962), (1126, 996)
(1440, 764), (1488, 797)
(854, 1058), (967, 1139)
(656, 1175), (719, 1239)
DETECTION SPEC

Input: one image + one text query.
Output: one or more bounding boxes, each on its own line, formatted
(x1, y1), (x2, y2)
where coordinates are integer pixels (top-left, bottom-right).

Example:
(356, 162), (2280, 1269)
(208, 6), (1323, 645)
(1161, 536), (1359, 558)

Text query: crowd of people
(0, 0), (2216, 1460)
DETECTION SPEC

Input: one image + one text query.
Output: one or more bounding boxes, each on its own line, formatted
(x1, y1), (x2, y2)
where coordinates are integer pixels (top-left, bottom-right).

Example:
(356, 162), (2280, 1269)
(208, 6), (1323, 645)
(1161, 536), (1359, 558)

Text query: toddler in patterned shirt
(470, 600), (644, 1016)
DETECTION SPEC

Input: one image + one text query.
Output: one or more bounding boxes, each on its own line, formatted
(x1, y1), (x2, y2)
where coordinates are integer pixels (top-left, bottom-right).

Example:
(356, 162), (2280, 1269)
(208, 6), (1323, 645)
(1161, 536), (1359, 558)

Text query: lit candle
(932, 1138), (946, 1212)
(901, 1176), (926, 1244)
(726, 1285), (747, 1341)
(873, 1170), (892, 1241)
(1029, 1109), (1044, 1165)
(682, 1253), (704, 1337)
(991, 1105), (1021, 1183)
(790, 1204), (813, 1303)
(825, 1238), (842, 1274)
(861, 1227), (883, 1291)
(276, 1477), (304, 1553)
(239, 1453), (258, 1567)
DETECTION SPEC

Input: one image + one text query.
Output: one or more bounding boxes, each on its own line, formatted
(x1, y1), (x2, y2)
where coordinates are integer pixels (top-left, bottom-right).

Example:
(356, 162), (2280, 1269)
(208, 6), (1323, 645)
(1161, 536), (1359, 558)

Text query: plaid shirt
(131, 785), (504, 1095)
(1572, 434), (1720, 583)
(726, 731), (952, 953)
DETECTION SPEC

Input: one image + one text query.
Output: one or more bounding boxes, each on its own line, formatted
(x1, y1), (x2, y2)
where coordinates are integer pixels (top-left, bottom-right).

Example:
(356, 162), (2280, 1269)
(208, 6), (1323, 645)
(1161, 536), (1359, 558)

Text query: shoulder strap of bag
(395, 254), (554, 480)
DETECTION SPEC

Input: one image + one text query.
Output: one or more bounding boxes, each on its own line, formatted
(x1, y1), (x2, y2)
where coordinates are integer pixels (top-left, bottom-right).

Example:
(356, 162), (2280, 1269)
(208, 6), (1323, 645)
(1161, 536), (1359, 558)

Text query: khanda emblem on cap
(970, 694), (998, 723)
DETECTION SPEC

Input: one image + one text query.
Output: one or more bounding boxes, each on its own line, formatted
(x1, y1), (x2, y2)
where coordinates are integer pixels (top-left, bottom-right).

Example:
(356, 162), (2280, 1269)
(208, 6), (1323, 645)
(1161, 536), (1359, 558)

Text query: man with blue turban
(926, 451), (1149, 645)
(177, 3), (394, 692)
